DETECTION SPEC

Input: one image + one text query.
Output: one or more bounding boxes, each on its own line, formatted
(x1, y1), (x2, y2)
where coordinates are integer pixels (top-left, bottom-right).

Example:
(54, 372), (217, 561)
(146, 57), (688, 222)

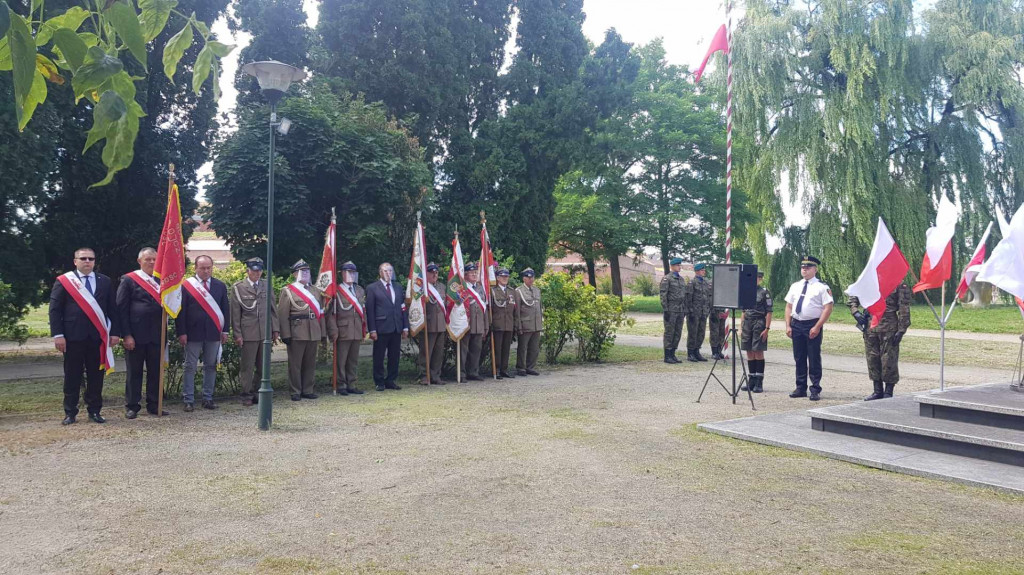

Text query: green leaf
(35, 53), (63, 84)
(0, 3), (10, 40)
(36, 7), (91, 46)
(72, 46), (124, 100)
(0, 37), (10, 71)
(19, 70), (48, 130)
(106, 1), (147, 70)
(206, 40), (234, 58)
(211, 56), (220, 100)
(84, 90), (127, 152)
(161, 20), (191, 81)
(138, 0), (176, 43)
(92, 108), (140, 188)
(192, 43), (211, 95)
(99, 69), (145, 117)
(191, 14), (209, 39)
(7, 10), (38, 129)
(52, 28), (88, 71)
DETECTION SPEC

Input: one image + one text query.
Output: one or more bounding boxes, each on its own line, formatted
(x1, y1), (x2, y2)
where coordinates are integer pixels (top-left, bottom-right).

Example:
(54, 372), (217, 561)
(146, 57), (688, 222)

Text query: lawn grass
(19, 305), (50, 338)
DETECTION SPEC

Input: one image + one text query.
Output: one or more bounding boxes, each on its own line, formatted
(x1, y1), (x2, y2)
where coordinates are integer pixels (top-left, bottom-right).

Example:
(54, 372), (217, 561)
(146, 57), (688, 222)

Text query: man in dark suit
(117, 247), (167, 419)
(176, 255), (230, 411)
(50, 247), (121, 425)
(365, 262), (409, 391)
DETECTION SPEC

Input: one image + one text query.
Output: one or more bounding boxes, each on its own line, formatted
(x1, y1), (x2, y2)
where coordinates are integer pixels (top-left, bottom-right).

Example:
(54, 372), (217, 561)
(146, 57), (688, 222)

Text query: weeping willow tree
(733, 0), (1024, 293)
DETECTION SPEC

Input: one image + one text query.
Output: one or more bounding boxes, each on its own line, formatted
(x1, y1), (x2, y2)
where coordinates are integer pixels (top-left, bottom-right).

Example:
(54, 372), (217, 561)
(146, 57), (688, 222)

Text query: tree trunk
(585, 257), (597, 287)
(609, 254), (623, 299)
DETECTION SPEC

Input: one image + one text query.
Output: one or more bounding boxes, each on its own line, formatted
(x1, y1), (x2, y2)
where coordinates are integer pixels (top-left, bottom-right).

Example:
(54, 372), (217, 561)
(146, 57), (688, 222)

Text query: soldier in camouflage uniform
(660, 257), (687, 364)
(847, 283), (912, 400)
(708, 306), (728, 360)
(739, 271), (772, 393)
(684, 263), (713, 362)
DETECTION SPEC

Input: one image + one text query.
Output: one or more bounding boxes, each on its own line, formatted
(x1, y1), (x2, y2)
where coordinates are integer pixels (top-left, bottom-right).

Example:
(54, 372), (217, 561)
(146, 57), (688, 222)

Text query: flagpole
(157, 163), (175, 417)
(481, 211), (497, 380)
(725, 0), (733, 264)
(420, 213), (431, 385)
(940, 281), (946, 391)
(330, 207), (338, 394)
(455, 226), (462, 384)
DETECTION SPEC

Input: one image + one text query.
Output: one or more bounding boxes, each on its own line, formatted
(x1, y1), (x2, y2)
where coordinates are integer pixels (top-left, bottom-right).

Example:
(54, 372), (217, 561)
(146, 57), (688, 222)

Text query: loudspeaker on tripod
(711, 263), (758, 309)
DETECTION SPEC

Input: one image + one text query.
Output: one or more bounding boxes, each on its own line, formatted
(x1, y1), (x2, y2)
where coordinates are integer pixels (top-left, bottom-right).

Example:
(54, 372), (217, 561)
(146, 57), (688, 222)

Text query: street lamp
(242, 60), (307, 431)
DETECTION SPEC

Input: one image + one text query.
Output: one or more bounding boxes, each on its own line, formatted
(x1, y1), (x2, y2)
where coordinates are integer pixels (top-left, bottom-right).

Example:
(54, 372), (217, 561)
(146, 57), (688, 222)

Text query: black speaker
(711, 264), (758, 309)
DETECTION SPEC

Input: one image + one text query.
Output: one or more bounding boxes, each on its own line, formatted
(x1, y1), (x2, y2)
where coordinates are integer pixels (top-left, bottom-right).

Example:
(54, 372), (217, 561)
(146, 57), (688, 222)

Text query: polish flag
(977, 204), (1024, 307)
(845, 218), (910, 328)
(695, 24), (729, 83)
(912, 195), (958, 293)
(955, 221), (993, 300)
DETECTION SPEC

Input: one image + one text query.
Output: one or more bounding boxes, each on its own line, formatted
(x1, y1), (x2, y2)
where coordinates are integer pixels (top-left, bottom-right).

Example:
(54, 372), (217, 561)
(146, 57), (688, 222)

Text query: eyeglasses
(77, 257), (95, 261)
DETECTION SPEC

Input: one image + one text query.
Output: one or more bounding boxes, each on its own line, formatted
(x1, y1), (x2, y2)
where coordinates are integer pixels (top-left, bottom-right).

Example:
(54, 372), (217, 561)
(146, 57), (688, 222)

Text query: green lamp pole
(241, 60), (307, 431)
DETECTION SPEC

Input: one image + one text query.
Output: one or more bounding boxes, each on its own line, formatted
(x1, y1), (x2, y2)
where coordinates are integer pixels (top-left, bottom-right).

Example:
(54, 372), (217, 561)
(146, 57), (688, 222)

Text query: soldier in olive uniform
(460, 263), (489, 381)
(660, 257), (687, 364)
(709, 308), (728, 360)
(848, 283), (912, 400)
(416, 263), (448, 385)
(327, 261), (366, 396)
(230, 257), (280, 406)
(739, 271), (772, 393)
(515, 268), (543, 376)
(684, 263), (713, 362)
(277, 260), (326, 401)
(490, 268), (517, 378)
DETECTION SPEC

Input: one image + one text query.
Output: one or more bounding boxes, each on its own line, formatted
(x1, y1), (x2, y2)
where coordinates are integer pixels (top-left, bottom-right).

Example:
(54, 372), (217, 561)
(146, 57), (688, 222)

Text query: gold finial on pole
(168, 163), (176, 180)
(417, 210), (422, 223)
(480, 210), (486, 224)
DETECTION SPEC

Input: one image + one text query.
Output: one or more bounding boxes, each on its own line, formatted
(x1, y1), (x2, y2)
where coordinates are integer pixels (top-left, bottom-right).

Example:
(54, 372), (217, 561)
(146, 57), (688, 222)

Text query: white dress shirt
(785, 276), (833, 321)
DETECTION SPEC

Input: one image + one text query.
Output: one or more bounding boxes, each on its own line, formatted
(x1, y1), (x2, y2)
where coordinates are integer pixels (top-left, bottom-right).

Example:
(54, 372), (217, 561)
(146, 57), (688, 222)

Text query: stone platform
(699, 382), (1024, 494)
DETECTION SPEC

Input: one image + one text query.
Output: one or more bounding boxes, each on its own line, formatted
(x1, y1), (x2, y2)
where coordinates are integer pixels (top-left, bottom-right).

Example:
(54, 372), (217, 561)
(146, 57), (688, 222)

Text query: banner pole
(940, 281), (946, 391)
(331, 207), (338, 394)
(158, 310), (167, 416)
(457, 339), (461, 384)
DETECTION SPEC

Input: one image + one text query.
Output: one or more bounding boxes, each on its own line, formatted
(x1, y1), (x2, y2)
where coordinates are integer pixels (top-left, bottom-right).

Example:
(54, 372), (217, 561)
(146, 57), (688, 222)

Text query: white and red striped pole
(725, 0), (733, 264)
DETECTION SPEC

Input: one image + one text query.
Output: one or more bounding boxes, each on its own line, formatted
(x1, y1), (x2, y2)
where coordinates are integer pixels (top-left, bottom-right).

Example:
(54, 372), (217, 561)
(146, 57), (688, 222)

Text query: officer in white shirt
(784, 256), (833, 401)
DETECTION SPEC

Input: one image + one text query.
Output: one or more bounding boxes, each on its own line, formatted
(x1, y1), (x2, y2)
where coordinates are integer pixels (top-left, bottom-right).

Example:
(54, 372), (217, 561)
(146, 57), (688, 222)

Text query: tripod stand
(696, 309), (755, 409)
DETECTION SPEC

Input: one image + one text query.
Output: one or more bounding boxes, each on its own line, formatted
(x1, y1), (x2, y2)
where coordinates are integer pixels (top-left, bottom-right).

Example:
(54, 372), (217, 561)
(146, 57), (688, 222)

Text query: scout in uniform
(229, 257), (280, 406)
(490, 268), (517, 378)
(416, 262), (448, 385)
(328, 261), (366, 395)
(784, 256), (834, 401)
(660, 257), (687, 364)
(739, 271), (772, 393)
(460, 263), (489, 381)
(848, 283), (911, 400)
(277, 259), (326, 401)
(514, 268), (543, 376)
(684, 263), (712, 362)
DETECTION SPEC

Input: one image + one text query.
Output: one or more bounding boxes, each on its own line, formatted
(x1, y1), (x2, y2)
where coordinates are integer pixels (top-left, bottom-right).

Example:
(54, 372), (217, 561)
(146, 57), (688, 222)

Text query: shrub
(538, 272), (634, 364)
(577, 295), (633, 362)
(596, 275), (614, 295)
(626, 274), (657, 297)
(0, 280), (29, 344)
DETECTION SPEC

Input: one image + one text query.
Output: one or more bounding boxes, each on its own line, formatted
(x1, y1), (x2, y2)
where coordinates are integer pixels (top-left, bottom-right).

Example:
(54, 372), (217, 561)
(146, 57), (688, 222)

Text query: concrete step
(915, 383), (1024, 431)
(809, 395), (1024, 467)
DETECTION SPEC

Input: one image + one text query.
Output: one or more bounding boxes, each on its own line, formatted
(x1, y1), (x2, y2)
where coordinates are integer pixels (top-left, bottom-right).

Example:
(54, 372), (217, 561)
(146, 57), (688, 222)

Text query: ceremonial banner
(978, 204), (1024, 302)
(446, 234), (470, 341)
(480, 222), (496, 304)
(316, 210), (337, 299)
(845, 218), (910, 328)
(956, 221), (993, 300)
(913, 195), (957, 293)
(406, 221), (428, 336)
(695, 24), (728, 83)
(154, 183), (186, 317)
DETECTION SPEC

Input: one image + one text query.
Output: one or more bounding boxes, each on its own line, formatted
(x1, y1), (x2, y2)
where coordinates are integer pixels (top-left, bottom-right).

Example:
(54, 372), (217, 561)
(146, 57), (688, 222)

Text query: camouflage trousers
(709, 311), (727, 348)
(686, 314), (707, 351)
(863, 330), (902, 384)
(663, 312), (685, 351)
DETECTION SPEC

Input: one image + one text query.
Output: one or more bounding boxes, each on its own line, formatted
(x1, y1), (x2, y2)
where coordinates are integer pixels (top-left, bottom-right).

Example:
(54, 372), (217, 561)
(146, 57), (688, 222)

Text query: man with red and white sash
(176, 255), (230, 411)
(116, 247), (166, 418)
(277, 259), (327, 401)
(326, 261), (366, 396)
(459, 262), (490, 382)
(49, 247), (121, 425)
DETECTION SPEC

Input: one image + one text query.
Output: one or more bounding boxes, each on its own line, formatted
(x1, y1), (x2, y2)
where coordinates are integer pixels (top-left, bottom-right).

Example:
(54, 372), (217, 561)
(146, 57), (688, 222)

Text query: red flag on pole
(316, 209), (337, 299)
(695, 24), (729, 83)
(154, 183), (186, 317)
(480, 222), (496, 304)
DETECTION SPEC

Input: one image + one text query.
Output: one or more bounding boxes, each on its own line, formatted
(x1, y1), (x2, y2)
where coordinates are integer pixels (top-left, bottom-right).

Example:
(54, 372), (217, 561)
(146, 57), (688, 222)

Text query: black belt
(792, 317), (819, 324)
(290, 313), (317, 320)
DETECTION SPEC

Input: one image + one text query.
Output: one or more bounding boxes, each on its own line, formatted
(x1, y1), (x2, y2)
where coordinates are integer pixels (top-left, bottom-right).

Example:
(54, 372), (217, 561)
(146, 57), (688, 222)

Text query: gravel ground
(1, 358), (1022, 575)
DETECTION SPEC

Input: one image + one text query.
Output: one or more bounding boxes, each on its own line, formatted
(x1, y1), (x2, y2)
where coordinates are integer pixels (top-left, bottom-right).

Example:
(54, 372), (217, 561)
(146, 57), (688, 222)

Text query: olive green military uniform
(278, 283), (326, 396)
(660, 272), (687, 355)
(709, 305), (727, 355)
(685, 276), (713, 355)
(417, 281), (448, 384)
(460, 282), (489, 380)
(741, 286), (772, 351)
(230, 278), (280, 400)
(490, 283), (517, 377)
(515, 283), (543, 373)
(848, 283), (911, 397)
(327, 282), (366, 392)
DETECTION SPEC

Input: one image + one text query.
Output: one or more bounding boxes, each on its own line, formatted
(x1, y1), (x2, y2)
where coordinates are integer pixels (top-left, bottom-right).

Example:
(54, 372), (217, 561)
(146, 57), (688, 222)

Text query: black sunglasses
(77, 257), (95, 261)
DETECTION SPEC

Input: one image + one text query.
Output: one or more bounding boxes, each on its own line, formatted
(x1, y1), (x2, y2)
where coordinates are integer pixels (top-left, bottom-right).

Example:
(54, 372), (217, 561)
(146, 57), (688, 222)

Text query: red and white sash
(426, 283), (444, 305)
(337, 283), (366, 334)
(126, 270), (160, 303)
(287, 283), (324, 318)
(57, 272), (116, 373)
(464, 283), (487, 311)
(183, 277), (225, 332)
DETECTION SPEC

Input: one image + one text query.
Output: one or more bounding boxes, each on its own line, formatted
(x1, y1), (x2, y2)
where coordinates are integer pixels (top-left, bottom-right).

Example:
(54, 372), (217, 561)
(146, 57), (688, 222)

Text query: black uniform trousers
(63, 339), (105, 417)
(791, 318), (822, 393)
(372, 331), (402, 385)
(125, 342), (160, 413)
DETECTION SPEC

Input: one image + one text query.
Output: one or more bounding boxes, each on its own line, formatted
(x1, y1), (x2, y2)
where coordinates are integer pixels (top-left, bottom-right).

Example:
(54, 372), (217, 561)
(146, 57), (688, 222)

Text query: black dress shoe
(375, 384), (386, 391)
(517, 369), (528, 376)
(809, 391), (821, 401)
(385, 383), (402, 390)
(789, 389), (807, 398)
(291, 394), (302, 401)
(300, 393), (318, 399)
(526, 369), (540, 376)
(202, 400), (219, 410)
(125, 409), (138, 420)
(500, 371), (515, 379)
(346, 388), (364, 394)
(467, 375), (484, 381)
(62, 415), (76, 426)
(89, 413), (106, 424)
(184, 403), (194, 412)
(335, 388), (349, 396)
(147, 410), (170, 416)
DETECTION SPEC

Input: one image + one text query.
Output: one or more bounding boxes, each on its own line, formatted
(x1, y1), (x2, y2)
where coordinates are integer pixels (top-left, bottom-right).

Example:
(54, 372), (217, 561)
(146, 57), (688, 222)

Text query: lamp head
(241, 60), (307, 105)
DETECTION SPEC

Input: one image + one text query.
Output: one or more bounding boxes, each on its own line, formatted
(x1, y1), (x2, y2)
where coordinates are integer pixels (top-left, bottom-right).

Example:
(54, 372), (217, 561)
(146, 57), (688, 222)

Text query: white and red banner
(287, 283), (324, 319)
(978, 204), (1024, 303)
(955, 221), (993, 300)
(406, 222), (428, 336)
(154, 183), (186, 317)
(316, 211), (337, 299)
(480, 223), (496, 305)
(446, 234), (470, 341)
(57, 272), (116, 373)
(912, 195), (957, 293)
(845, 218), (910, 328)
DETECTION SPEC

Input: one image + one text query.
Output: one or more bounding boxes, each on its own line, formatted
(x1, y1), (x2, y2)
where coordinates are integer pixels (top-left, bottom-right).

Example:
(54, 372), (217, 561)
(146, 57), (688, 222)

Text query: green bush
(538, 272), (634, 364)
(0, 280), (29, 344)
(626, 274), (657, 297)
(596, 275), (614, 295)
(577, 295), (633, 362)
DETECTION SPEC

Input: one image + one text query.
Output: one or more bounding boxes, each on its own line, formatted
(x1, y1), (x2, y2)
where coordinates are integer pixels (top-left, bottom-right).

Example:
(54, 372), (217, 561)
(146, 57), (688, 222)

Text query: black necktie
(386, 282), (392, 302)
(84, 275), (93, 295)
(795, 280), (808, 315)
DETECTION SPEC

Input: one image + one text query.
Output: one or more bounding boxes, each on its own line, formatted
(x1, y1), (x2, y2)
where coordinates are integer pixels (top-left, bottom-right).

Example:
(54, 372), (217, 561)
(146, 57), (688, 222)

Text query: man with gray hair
(176, 255), (230, 411)
(117, 247), (167, 418)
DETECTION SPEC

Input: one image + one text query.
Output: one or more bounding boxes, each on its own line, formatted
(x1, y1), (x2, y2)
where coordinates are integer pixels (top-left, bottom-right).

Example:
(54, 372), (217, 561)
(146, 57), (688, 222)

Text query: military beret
(340, 261), (357, 271)
(426, 262), (440, 272)
(464, 262), (478, 272)
(694, 263), (706, 271)
(291, 259), (310, 272)
(496, 268), (510, 277)
(801, 256), (821, 267)
(245, 257), (264, 271)
(521, 268), (536, 278)
(670, 257), (684, 266)
(757, 271), (765, 277)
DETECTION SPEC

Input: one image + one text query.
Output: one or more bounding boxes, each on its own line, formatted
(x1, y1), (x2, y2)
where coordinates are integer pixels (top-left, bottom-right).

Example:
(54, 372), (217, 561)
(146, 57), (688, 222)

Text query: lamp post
(242, 60), (307, 431)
